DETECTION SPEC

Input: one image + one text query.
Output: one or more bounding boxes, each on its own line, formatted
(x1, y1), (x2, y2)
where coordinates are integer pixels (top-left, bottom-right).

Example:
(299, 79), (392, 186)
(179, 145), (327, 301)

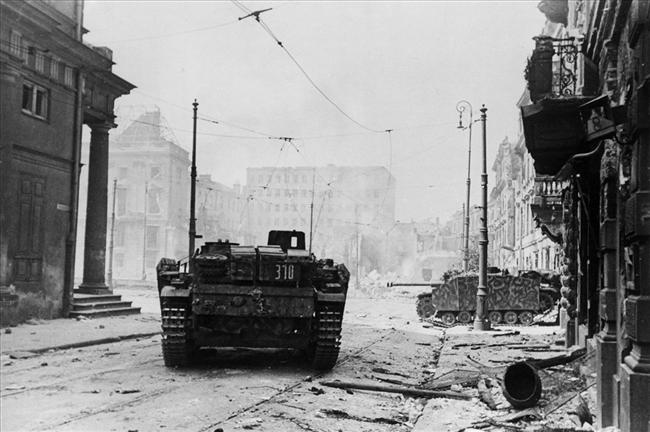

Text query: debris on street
(320, 379), (473, 400)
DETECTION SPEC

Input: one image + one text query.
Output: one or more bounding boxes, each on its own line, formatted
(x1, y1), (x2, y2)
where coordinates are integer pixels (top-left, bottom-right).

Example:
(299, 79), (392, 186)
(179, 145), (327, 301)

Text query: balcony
(521, 36), (600, 176)
(525, 37), (598, 103)
(530, 176), (566, 243)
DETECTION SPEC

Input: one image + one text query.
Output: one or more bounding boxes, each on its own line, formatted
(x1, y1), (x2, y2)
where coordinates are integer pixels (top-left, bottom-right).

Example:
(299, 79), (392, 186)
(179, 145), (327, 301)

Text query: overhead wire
(233, 0), (384, 134)
(100, 19), (239, 44)
(47, 94), (465, 202)
(129, 89), (457, 144)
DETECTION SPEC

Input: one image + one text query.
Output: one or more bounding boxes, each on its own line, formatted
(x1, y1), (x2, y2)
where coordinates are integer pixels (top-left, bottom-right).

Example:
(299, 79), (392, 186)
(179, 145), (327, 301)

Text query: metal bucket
(502, 361), (542, 409)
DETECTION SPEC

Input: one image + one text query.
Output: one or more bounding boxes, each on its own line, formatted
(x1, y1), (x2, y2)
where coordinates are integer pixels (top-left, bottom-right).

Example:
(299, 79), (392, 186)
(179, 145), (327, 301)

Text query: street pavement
(0, 287), (596, 431)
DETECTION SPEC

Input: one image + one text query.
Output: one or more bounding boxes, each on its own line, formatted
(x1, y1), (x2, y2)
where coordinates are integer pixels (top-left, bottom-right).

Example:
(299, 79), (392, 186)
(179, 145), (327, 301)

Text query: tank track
(310, 303), (344, 370)
(423, 310), (540, 327)
(416, 292), (435, 319)
(161, 298), (193, 367)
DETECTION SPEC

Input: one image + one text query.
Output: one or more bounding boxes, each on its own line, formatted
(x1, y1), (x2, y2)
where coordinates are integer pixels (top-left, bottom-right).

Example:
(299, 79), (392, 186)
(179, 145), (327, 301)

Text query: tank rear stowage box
(156, 230), (350, 370)
(415, 274), (548, 325)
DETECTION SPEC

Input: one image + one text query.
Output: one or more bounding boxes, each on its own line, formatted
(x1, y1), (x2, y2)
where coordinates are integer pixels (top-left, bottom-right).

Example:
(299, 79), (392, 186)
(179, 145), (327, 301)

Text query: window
(49, 56), (60, 79)
(22, 81), (48, 119)
(64, 66), (73, 87)
(10, 30), (21, 57)
(119, 167), (128, 178)
(35, 53), (44, 73)
(20, 40), (29, 62)
(115, 253), (124, 268)
(148, 189), (161, 214)
(146, 226), (159, 248)
(116, 188), (127, 216)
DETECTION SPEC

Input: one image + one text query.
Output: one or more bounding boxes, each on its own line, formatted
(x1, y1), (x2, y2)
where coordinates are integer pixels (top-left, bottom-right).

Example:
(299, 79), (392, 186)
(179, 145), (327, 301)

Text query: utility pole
(309, 168), (315, 254)
(141, 181), (148, 280)
(474, 105), (491, 331)
(189, 99), (198, 271)
(107, 178), (117, 290)
(456, 100), (473, 273)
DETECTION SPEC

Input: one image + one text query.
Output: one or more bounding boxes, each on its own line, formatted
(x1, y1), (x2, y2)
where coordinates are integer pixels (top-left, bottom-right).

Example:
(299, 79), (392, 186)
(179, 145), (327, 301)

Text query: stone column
(619, 126), (650, 432)
(560, 183), (578, 347)
(596, 140), (618, 428)
(78, 122), (113, 294)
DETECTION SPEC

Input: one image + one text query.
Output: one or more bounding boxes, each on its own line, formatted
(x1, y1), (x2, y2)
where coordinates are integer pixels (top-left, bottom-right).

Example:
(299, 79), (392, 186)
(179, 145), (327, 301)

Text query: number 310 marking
(275, 264), (295, 280)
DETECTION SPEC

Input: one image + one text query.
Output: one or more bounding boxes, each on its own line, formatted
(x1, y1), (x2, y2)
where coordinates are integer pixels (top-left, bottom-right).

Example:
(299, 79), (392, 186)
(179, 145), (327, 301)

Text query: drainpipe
(62, 69), (84, 316)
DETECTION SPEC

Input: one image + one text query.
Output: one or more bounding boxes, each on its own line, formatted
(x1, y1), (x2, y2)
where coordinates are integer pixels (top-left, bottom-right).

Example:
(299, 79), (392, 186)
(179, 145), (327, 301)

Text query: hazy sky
(83, 1), (545, 223)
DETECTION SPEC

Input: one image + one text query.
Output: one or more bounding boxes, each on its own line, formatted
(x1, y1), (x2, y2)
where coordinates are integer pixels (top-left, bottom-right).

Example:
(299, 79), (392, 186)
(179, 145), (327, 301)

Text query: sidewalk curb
(7, 331), (161, 356)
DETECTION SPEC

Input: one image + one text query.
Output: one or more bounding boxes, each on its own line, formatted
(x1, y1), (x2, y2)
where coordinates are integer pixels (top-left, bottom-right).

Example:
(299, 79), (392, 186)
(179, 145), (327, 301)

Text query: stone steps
(71, 291), (141, 318)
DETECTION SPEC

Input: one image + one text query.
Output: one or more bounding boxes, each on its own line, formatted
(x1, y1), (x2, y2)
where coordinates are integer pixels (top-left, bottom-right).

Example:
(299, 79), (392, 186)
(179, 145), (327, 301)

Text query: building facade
(521, 1), (650, 429)
(447, 131), (564, 277)
(488, 138), (518, 271)
(196, 174), (244, 245)
(0, 0), (133, 319)
(245, 165), (396, 273)
(102, 110), (189, 281)
(76, 109), (245, 283)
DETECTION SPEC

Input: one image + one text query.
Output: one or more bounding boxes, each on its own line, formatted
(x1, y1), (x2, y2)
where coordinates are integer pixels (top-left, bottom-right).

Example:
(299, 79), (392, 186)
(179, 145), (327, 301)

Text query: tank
(156, 230), (350, 370)
(413, 273), (552, 325)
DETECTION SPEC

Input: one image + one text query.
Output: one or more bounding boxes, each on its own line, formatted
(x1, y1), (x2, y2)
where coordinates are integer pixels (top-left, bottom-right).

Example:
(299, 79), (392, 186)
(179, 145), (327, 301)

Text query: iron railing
(551, 37), (579, 97)
(526, 36), (590, 103)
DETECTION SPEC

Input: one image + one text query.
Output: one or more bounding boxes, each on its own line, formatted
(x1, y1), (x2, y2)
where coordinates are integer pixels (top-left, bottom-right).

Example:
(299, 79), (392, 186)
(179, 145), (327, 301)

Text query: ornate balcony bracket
(535, 217), (563, 244)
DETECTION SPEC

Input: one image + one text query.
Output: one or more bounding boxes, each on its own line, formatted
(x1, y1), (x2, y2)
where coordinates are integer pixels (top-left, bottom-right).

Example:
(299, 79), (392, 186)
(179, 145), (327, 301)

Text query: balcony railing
(525, 36), (598, 103)
(531, 176), (566, 224)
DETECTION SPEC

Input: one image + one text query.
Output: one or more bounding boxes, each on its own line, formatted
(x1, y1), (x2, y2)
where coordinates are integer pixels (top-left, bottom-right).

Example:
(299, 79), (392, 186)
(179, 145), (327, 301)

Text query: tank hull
(191, 284), (315, 349)
(416, 274), (545, 324)
(157, 231), (349, 369)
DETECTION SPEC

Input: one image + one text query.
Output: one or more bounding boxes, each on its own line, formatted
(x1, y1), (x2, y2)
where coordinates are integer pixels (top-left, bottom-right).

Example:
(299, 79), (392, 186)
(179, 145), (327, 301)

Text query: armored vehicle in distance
(156, 230), (350, 370)
(415, 273), (555, 325)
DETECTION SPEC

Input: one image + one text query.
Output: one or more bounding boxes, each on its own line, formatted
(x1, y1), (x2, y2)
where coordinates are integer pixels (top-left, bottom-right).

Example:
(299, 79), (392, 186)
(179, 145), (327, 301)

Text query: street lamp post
(189, 99), (198, 272)
(455, 100), (473, 273)
(474, 105), (491, 331)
